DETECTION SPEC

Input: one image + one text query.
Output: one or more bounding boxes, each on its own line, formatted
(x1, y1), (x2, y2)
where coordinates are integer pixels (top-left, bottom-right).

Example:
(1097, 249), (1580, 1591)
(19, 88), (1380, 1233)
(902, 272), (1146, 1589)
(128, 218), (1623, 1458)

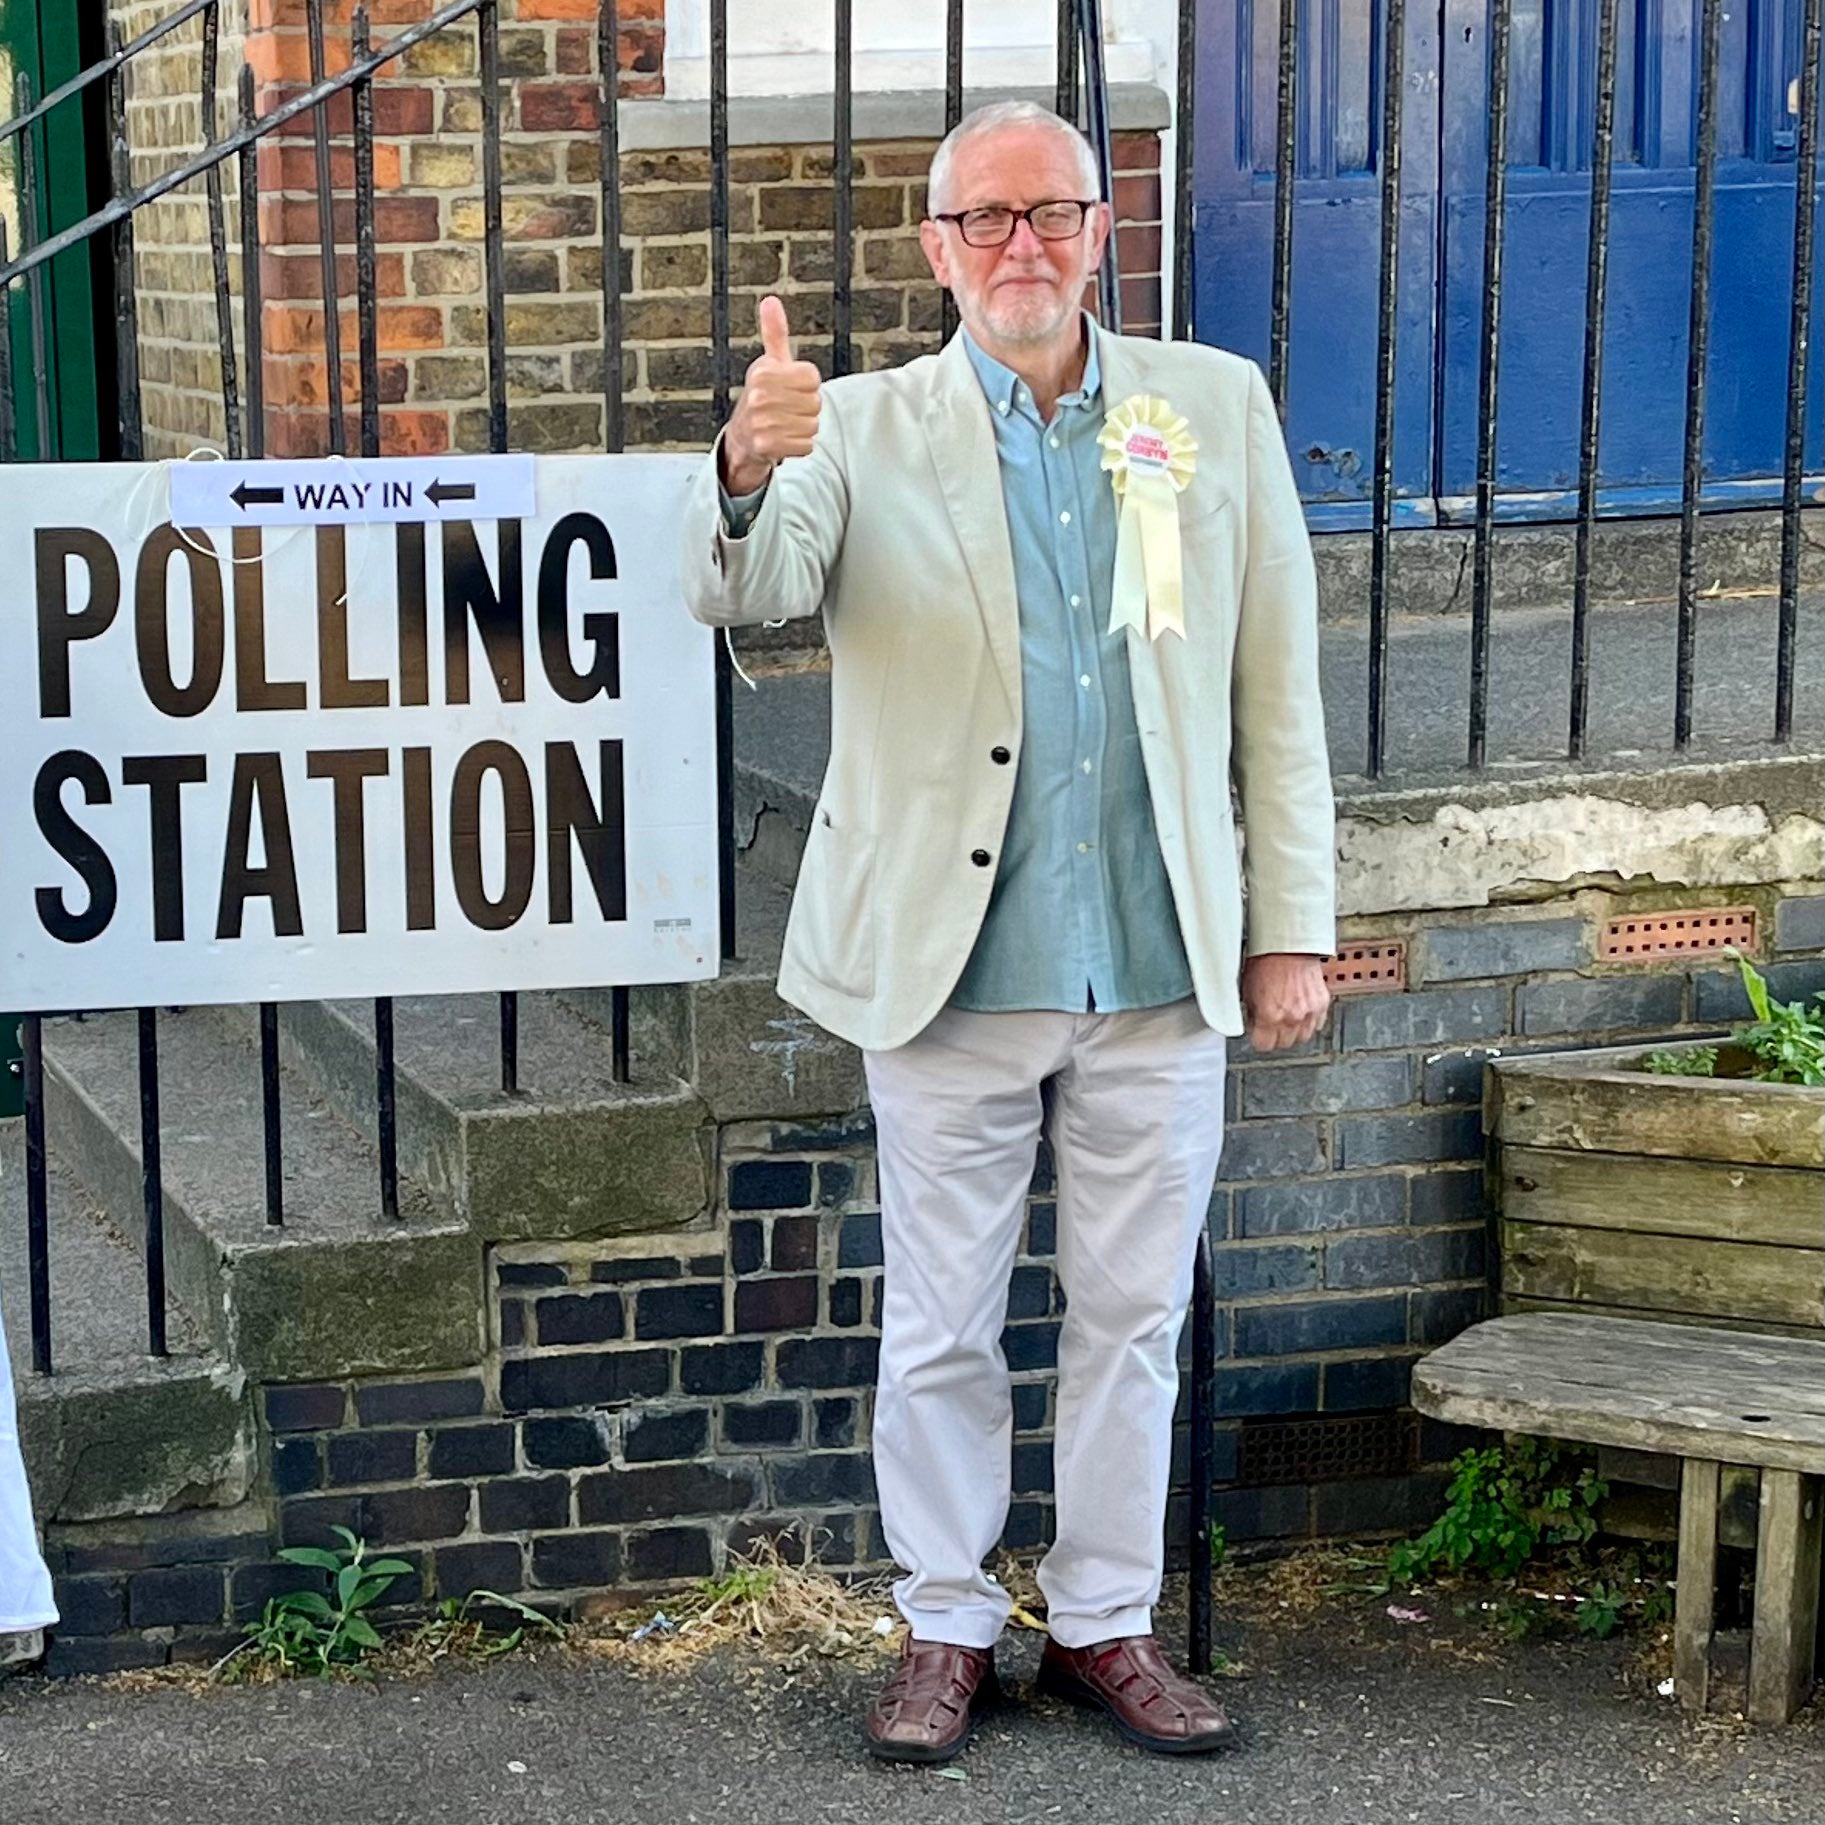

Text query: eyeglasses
(930, 200), (1097, 248)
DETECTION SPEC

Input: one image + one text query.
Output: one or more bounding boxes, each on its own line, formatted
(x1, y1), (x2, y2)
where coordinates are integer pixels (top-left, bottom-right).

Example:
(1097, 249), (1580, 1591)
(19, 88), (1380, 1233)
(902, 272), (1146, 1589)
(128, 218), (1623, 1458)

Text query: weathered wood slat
(1503, 1295), (1824, 1345)
(1503, 1222), (1824, 1329)
(1499, 1145), (1825, 1249)
(1675, 1458), (1720, 1717)
(1411, 1314), (1825, 1473)
(1489, 1057), (1824, 1170)
(1747, 1471), (1823, 1727)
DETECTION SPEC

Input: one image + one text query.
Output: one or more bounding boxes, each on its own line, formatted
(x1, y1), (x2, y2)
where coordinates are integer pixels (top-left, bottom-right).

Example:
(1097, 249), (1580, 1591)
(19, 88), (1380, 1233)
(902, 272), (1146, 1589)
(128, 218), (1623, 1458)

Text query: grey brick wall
(39, 886), (1825, 1671)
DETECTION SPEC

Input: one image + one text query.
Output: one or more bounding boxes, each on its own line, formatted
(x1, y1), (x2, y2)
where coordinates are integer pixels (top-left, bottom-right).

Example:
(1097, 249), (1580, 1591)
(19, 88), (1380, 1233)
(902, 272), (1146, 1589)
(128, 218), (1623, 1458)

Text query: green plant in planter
(1645, 953), (1824, 1087)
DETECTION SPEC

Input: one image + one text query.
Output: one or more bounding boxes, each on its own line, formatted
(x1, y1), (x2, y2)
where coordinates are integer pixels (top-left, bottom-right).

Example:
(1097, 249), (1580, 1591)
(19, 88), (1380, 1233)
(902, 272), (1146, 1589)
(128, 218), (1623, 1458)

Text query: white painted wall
(661, 1), (1187, 321)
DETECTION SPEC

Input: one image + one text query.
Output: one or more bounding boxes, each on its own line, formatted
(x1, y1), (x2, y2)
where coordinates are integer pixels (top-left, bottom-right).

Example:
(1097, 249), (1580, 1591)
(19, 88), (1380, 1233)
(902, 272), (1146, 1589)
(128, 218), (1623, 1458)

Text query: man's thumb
(758, 294), (794, 363)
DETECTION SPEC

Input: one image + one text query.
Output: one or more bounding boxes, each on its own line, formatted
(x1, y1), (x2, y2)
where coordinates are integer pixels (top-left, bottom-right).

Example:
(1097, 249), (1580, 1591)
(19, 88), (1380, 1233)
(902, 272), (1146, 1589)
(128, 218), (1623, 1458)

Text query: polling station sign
(0, 453), (718, 1011)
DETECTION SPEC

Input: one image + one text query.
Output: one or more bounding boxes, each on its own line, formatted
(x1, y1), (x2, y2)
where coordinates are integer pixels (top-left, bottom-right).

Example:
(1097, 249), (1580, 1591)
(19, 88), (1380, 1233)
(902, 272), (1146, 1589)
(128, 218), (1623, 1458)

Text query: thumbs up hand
(721, 294), (823, 496)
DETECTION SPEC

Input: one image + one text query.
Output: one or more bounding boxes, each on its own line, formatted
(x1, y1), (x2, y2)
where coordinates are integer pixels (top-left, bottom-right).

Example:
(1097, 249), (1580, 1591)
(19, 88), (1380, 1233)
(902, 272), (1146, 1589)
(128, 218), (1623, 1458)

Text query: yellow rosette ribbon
(1099, 393), (1198, 641)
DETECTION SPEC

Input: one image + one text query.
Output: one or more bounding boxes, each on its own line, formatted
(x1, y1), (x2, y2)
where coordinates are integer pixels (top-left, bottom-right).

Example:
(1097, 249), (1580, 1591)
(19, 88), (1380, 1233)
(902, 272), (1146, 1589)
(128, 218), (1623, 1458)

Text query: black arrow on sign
(231, 480), (285, 509)
(425, 478), (477, 506)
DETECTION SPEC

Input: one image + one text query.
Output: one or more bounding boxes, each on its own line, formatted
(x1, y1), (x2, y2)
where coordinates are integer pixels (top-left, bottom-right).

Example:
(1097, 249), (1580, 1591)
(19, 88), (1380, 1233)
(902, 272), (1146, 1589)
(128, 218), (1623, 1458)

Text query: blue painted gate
(1193, 0), (1825, 525)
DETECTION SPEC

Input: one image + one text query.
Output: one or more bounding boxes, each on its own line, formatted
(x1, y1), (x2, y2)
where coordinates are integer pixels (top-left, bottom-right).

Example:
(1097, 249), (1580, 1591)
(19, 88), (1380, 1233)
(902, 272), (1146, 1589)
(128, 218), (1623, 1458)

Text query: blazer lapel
(923, 333), (1022, 717)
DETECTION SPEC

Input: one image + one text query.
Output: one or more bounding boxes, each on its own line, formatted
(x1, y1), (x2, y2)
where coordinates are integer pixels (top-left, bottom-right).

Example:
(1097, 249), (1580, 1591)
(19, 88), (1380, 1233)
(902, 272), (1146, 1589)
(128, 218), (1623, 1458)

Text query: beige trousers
(864, 997), (1228, 1650)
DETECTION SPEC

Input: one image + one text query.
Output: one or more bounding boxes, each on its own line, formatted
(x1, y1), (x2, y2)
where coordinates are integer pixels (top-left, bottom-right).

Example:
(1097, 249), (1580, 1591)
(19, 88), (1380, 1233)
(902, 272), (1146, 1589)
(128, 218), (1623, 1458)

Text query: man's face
(919, 126), (1110, 348)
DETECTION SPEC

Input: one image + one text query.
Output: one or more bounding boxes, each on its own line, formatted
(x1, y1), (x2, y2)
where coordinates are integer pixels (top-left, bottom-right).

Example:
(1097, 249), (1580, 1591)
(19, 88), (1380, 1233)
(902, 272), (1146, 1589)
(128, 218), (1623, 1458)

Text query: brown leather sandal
(865, 1637), (1000, 1764)
(1037, 1634), (1239, 1754)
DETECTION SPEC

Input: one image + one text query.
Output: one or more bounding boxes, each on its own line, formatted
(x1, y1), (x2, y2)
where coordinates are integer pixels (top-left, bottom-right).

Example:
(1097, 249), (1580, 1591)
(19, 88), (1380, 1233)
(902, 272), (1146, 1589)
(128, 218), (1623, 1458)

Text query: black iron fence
(0, 0), (1820, 1676)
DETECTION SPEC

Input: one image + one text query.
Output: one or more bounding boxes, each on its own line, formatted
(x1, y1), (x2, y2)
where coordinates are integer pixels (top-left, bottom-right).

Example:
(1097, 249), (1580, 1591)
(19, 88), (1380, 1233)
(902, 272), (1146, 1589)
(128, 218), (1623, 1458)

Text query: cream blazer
(678, 324), (1337, 1053)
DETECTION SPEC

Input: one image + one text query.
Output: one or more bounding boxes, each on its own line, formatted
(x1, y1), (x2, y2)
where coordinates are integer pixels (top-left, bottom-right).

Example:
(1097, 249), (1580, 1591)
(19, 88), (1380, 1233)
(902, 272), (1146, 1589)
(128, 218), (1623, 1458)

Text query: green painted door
(0, 0), (109, 462)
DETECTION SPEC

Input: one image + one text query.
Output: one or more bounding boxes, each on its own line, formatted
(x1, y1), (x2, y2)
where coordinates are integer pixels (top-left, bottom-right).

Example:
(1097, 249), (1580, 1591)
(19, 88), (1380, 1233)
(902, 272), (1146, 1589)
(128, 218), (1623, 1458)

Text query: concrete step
(246, 992), (713, 1245)
(726, 507), (1824, 667)
(40, 1009), (481, 1385)
(3, 1123), (249, 1525)
(588, 863), (863, 1124)
(728, 581), (1824, 886)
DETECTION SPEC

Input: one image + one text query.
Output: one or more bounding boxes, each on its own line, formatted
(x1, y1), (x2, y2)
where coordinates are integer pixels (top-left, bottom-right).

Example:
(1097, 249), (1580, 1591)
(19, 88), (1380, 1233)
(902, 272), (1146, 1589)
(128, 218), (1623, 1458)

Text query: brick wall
(41, 884), (1821, 1674)
(111, 0), (1164, 460)
(115, 0), (251, 457)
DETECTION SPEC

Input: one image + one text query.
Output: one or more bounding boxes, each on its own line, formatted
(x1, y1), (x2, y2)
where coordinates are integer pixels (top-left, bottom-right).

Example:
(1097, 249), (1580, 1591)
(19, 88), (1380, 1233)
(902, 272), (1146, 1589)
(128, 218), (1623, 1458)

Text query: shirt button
(1059, 511), (1071, 525)
(997, 399), (1010, 414)
(1049, 437), (1061, 449)
(970, 848), (992, 867)
(1082, 759), (1093, 773)
(1079, 674), (1092, 689)
(1077, 841), (1092, 854)
(990, 746), (1011, 765)
(1069, 594), (1081, 607)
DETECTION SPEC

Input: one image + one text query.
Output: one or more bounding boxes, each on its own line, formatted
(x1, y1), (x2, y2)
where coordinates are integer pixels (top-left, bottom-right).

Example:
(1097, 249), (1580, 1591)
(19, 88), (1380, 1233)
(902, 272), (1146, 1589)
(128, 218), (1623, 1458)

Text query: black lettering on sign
(35, 527), (120, 718)
(546, 740), (626, 924)
(233, 526), (306, 711)
(402, 745), (435, 931)
(537, 512), (619, 703)
(33, 750), (117, 943)
(306, 748), (390, 934)
(316, 526), (388, 708)
(442, 520), (524, 705)
(135, 525), (225, 718)
(450, 740), (534, 931)
(396, 522), (429, 708)
(121, 754), (209, 941)
(216, 753), (303, 940)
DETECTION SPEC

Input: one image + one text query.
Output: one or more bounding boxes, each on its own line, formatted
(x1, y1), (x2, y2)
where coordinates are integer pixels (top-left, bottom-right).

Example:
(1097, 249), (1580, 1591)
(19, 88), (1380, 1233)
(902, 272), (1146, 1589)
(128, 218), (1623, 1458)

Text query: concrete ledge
(618, 83), (1171, 151)
(1337, 754), (1825, 919)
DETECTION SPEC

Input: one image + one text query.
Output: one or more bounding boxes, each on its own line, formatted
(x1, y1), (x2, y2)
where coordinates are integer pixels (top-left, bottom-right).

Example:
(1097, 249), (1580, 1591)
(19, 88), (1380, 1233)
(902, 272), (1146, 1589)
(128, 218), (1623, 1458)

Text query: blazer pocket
(792, 815), (878, 1000)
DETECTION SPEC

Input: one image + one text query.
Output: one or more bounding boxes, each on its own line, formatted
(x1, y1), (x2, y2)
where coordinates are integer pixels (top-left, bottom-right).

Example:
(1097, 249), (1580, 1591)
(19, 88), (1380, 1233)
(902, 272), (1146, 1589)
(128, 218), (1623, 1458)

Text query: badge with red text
(1098, 394), (1198, 641)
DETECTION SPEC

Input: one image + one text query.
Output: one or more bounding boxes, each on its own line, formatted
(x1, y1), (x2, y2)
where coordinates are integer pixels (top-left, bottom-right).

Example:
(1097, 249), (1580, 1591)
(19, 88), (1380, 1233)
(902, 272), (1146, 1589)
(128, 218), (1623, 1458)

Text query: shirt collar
(961, 311), (1102, 419)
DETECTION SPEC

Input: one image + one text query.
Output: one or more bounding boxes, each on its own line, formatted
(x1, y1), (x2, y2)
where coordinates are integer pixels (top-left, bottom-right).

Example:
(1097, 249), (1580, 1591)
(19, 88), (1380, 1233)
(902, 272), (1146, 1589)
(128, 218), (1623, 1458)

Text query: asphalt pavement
(2, 1574), (1819, 1825)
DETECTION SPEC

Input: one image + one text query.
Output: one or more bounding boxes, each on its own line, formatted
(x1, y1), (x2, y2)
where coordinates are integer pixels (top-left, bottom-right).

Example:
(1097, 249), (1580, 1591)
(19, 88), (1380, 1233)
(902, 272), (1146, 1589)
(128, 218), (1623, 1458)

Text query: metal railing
(1, 0), (1821, 1679)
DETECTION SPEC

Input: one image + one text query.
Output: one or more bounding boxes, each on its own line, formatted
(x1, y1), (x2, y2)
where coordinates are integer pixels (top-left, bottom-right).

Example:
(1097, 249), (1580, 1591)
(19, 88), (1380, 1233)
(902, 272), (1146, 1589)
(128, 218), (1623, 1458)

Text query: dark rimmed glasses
(930, 199), (1097, 248)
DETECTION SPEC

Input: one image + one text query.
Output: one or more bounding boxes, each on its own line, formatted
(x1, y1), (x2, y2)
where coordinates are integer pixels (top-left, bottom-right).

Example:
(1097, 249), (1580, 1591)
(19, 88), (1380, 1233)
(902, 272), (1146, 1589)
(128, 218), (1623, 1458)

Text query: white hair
(925, 100), (1102, 216)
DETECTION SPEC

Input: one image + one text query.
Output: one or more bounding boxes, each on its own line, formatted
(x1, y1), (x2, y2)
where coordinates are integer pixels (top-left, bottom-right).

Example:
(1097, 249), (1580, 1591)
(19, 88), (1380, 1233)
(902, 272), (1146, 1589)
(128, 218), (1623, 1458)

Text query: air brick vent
(1234, 1410), (1416, 1488)
(1322, 941), (1407, 995)
(1599, 907), (1757, 961)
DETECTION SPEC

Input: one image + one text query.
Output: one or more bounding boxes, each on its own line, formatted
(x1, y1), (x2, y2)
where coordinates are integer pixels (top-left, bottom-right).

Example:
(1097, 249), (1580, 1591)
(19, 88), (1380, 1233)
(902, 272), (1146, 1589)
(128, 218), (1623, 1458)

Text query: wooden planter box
(1486, 1042), (1825, 1337)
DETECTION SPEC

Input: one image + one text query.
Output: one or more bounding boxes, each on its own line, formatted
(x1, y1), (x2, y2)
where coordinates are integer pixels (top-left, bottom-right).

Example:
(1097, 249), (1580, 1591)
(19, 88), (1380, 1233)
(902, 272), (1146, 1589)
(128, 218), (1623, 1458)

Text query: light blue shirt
(948, 320), (1193, 1015)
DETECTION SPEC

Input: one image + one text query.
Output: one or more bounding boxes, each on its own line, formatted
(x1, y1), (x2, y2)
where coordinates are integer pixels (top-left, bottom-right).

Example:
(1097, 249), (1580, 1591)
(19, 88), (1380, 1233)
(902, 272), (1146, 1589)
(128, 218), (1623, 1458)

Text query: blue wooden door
(1437, 0), (1825, 514)
(1194, 0), (1824, 521)
(1193, 0), (1443, 527)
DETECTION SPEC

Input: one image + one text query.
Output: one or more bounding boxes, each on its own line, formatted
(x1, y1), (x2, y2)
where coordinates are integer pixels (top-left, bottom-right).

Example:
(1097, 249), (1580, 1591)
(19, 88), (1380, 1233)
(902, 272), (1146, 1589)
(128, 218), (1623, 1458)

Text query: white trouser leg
(1037, 997), (1228, 1649)
(864, 1006), (1072, 1649)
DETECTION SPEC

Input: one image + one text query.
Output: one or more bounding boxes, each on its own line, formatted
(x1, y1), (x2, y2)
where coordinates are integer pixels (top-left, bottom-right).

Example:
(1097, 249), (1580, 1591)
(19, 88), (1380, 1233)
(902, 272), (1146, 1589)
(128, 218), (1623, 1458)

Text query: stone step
(593, 863), (863, 1124)
(242, 992), (712, 1246)
(40, 1009), (481, 1385)
(3, 1123), (248, 1525)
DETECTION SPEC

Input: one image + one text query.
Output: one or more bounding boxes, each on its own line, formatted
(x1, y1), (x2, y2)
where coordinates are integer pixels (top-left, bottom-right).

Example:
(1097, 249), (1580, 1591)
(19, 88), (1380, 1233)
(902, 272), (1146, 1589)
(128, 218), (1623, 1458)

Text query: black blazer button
(971, 848), (992, 867)
(990, 745), (1011, 764)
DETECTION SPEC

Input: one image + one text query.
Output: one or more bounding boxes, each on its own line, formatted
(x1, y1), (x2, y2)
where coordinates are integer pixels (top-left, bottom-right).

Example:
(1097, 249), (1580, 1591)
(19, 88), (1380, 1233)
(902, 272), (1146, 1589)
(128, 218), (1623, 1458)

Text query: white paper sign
(0, 454), (718, 1010)
(167, 453), (537, 527)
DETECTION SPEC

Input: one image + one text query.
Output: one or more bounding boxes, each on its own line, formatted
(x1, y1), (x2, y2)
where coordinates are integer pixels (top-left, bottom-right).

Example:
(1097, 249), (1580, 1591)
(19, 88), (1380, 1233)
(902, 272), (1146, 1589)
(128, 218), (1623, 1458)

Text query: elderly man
(680, 99), (1335, 1762)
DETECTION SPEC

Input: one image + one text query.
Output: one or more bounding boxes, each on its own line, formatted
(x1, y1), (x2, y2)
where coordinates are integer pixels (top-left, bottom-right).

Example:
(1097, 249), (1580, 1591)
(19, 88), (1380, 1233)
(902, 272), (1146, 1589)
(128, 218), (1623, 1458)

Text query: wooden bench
(1412, 1311), (1825, 1725)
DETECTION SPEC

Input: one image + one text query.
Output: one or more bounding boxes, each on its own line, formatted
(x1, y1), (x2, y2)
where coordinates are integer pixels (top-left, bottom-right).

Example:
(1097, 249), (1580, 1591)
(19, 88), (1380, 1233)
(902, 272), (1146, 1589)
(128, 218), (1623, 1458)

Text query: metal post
(22, 1015), (49, 1376)
(1267, 0), (1297, 404)
(1777, 0), (1822, 744)
(138, 1009), (168, 1357)
(710, 0), (737, 965)
(305, 0), (346, 453)
(1675, 0), (1724, 752)
(833, 0), (855, 377)
(942, 0), (964, 343)
(201, 1), (242, 457)
(1171, 0), (1198, 344)
(1366, 0), (1406, 781)
(1188, 1228), (1218, 1673)
(1078, 0), (1122, 332)
(1569, 0), (1620, 760)
(1468, 0), (1512, 771)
